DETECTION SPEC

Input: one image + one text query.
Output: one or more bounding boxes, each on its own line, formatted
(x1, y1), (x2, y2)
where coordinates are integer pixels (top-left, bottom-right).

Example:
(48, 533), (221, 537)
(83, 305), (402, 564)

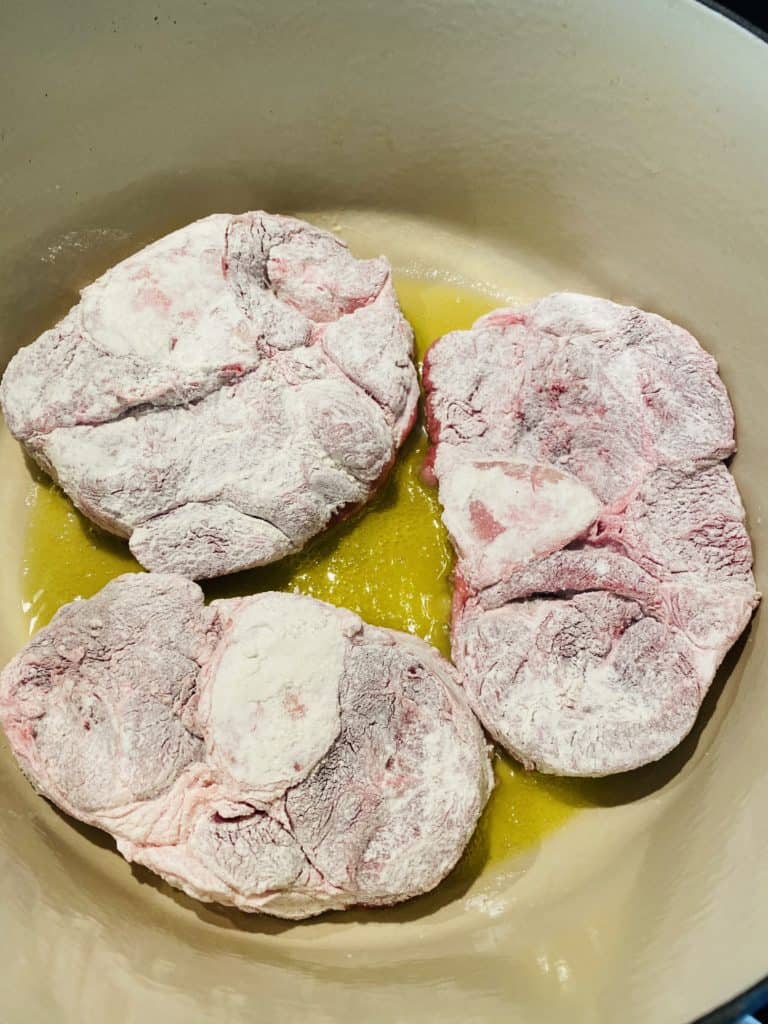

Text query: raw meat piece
(0, 212), (418, 579)
(424, 292), (759, 776)
(0, 575), (492, 918)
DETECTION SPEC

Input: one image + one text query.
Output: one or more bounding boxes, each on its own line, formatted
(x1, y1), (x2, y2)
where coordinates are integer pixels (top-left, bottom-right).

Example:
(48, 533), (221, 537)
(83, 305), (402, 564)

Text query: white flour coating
(424, 292), (759, 776)
(0, 212), (419, 579)
(437, 455), (601, 590)
(40, 228), (130, 265)
(464, 893), (507, 918)
(204, 594), (348, 796)
(0, 575), (492, 919)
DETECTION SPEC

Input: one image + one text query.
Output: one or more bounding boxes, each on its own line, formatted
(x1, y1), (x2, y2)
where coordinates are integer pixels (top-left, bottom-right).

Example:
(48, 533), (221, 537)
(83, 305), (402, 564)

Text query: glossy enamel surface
(1, 1), (767, 1021)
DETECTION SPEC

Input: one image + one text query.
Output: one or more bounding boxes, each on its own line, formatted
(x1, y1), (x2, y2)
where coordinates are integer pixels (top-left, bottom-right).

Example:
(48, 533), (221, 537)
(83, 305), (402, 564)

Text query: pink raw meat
(0, 574), (492, 918)
(423, 292), (759, 776)
(1, 213), (418, 579)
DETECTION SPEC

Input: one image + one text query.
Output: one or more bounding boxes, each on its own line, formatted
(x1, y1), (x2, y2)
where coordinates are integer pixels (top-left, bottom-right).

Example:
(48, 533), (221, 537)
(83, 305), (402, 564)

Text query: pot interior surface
(1, 2), (768, 1022)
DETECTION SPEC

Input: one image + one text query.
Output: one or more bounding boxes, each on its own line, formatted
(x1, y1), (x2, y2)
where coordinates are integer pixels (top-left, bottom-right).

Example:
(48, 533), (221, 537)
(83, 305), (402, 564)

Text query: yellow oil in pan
(21, 276), (591, 882)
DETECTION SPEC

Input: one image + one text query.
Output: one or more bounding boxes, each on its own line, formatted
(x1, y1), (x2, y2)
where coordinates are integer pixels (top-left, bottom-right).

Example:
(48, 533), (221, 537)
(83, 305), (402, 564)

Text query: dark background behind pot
(715, 0), (767, 34)
(702, 6), (766, 1022)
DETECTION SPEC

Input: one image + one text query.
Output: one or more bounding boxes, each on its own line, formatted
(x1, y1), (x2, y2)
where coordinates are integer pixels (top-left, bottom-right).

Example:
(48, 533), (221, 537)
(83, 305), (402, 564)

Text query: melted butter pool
(21, 275), (591, 880)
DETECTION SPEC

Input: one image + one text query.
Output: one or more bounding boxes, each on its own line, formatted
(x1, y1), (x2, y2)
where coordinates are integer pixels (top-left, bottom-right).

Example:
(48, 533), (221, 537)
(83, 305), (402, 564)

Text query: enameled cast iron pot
(1, 2), (767, 1021)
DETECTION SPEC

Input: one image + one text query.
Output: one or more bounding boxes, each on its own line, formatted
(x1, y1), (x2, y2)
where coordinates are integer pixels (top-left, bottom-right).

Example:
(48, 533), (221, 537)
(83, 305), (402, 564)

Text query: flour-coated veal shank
(0, 212), (418, 579)
(423, 292), (759, 776)
(0, 575), (492, 918)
